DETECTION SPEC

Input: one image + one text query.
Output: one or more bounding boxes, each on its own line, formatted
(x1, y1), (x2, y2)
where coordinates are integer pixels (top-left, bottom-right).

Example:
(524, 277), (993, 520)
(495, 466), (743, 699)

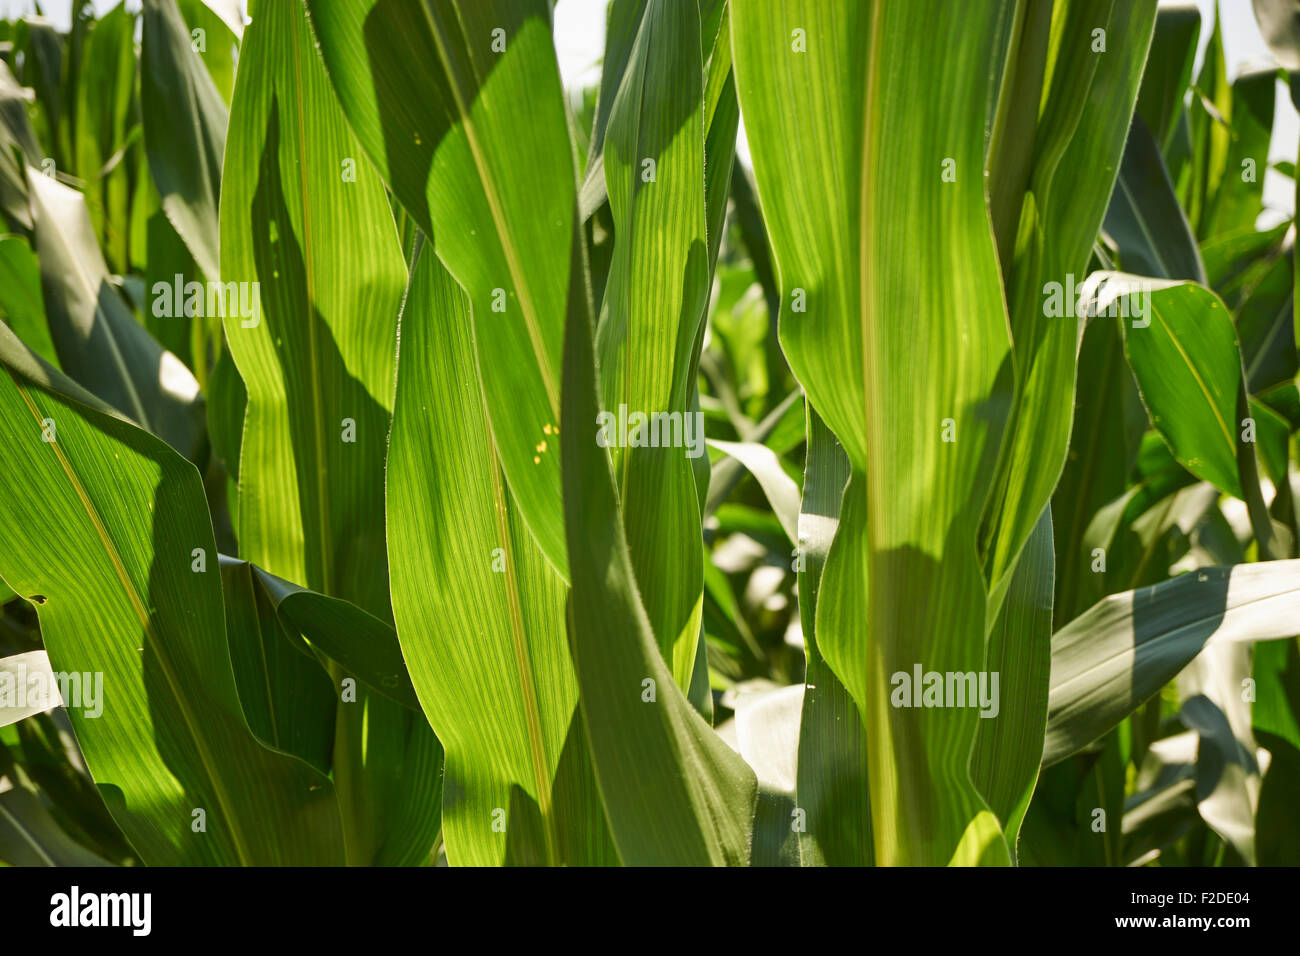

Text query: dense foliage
(0, 0), (1298, 867)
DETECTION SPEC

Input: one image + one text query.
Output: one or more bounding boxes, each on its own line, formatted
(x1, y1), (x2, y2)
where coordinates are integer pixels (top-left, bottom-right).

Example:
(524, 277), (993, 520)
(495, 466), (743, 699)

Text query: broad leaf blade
(733, 0), (1014, 865)
(142, 0), (227, 281)
(1104, 115), (1206, 283)
(0, 341), (345, 865)
(1045, 560), (1300, 766)
(970, 505), (1054, 854)
(251, 564), (420, 712)
(388, 237), (613, 866)
(981, 0), (1158, 606)
(596, 0), (710, 690)
(563, 205), (757, 865)
(0, 235), (58, 368)
(27, 167), (203, 458)
(1134, 2), (1200, 151)
(218, 556), (336, 775)
(1114, 277), (1245, 498)
(219, 0), (437, 867)
(306, 0), (578, 578)
(794, 406), (871, 866)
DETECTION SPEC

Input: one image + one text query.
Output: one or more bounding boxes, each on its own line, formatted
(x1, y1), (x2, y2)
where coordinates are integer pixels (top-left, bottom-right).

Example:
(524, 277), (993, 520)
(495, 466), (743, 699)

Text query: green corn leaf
(794, 405), (870, 866)
(1236, 249), (1296, 395)
(306, 0), (579, 579)
(563, 196), (757, 864)
(970, 505), (1054, 855)
(14, 18), (66, 171)
(72, 2), (135, 274)
(0, 59), (42, 231)
(597, 0), (710, 690)
(319, 678), (443, 866)
(581, 0), (728, 222)
(1184, 3), (1231, 235)
(0, 335), (345, 865)
(217, 557), (337, 775)
(733, 0), (1014, 866)
(27, 166), (203, 458)
(0, 58), (41, 162)
(981, 0), (1157, 609)
(1051, 315), (1146, 627)
(142, 0), (227, 282)
(581, 0), (646, 219)
(708, 439), (799, 546)
(206, 345), (244, 482)
(219, 0), (438, 867)
(0, 235), (58, 368)
(250, 563), (420, 712)
(0, 744), (113, 866)
(139, 176), (208, 377)
(1254, 634), (1300, 864)
(1104, 115), (1206, 283)
(1201, 220), (1289, 303)
(987, 0), (1054, 268)
(388, 236), (612, 866)
(1202, 69), (1275, 241)
(1257, 732), (1300, 864)
(1249, 398), (1292, 492)
(1045, 560), (1300, 767)
(1254, 635), (1300, 752)
(1091, 477), (1211, 603)
(1110, 278), (1273, 548)
(1134, 2), (1201, 151)
(219, 0), (402, 619)
(179, 0), (240, 104)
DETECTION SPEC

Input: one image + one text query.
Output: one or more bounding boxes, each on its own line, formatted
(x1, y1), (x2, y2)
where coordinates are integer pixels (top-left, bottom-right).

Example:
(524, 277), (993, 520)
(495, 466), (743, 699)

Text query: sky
(0, 0), (1294, 219)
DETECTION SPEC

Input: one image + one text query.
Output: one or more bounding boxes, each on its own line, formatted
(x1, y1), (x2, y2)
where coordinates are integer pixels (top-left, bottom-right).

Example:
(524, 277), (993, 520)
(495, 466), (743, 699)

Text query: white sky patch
(554, 0), (605, 91)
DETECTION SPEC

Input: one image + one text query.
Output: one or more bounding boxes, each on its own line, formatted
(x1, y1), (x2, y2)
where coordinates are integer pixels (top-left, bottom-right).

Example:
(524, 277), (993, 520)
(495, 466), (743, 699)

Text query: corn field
(0, 0), (1298, 870)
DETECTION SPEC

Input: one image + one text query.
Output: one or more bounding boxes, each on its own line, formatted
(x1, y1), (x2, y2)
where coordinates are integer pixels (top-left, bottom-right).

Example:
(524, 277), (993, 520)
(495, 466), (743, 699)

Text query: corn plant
(0, 0), (1298, 867)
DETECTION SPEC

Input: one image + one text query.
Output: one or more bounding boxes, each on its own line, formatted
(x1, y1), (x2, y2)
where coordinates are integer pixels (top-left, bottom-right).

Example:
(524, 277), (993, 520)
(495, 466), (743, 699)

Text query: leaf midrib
(485, 443), (559, 866)
(288, 8), (334, 596)
(856, 0), (883, 485)
(856, 0), (886, 862)
(616, 8), (653, 503)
